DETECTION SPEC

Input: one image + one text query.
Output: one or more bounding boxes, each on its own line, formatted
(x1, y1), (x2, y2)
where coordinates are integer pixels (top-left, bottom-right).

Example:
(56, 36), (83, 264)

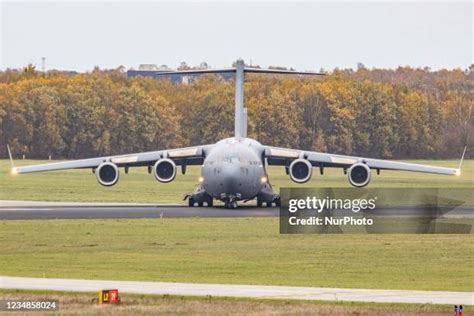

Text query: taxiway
(1, 276), (472, 305)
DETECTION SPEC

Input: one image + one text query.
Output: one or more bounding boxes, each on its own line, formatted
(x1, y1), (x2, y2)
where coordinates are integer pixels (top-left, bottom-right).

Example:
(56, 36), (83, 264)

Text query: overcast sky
(1, 1), (472, 72)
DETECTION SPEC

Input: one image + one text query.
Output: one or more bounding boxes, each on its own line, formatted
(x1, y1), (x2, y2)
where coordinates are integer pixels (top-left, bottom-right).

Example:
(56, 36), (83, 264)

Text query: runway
(1, 276), (472, 305)
(1, 200), (472, 220)
(0, 200), (278, 220)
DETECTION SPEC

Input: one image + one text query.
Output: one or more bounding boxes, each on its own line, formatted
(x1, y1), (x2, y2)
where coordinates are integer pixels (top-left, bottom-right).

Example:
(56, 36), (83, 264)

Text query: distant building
(127, 63), (233, 84)
(128, 64), (183, 84)
(138, 64), (158, 71)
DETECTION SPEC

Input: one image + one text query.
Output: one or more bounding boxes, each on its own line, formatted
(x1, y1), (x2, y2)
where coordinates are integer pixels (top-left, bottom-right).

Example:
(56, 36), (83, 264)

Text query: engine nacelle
(153, 158), (177, 183)
(289, 159), (313, 183)
(348, 163), (371, 187)
(96, 162), (119, 187)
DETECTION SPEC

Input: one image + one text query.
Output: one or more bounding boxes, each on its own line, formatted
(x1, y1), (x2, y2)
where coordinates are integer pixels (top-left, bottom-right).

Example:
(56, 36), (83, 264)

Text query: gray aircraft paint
(202, 137), (266, 201)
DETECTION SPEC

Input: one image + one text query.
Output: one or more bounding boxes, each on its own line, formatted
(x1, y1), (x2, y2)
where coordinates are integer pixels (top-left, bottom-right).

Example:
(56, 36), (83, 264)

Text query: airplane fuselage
(201, 137), (267, 202)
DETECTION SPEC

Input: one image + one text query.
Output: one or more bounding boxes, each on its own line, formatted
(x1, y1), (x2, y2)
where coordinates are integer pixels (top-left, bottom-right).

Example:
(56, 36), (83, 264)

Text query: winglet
(456, 146), (467, 176)
(7, 144), (17, 175)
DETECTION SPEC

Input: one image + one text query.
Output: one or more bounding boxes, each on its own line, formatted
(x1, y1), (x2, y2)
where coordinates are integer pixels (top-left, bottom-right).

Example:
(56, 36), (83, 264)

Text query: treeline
(0, 65), (472, 159)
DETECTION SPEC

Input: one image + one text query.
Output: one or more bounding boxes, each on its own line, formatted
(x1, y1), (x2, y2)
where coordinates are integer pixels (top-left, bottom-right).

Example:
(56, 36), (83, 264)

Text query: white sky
(1, 1), (472, 72)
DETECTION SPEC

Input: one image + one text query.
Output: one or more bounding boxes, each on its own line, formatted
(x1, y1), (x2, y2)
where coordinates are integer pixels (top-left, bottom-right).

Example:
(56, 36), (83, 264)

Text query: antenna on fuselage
(149, 60), (324, 140)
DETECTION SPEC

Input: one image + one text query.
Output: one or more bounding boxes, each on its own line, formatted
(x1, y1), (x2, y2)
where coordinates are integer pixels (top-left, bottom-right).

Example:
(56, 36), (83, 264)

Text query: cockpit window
(223, 153), (240, 163)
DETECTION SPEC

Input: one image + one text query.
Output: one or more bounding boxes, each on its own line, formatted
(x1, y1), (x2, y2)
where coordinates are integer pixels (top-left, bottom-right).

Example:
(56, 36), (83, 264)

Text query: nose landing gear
(221, 193), (241, 209)
(224, 200), (238, 209)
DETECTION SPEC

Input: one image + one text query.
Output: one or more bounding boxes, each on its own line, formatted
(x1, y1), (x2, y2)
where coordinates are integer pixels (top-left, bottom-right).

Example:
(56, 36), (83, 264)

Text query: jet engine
(289, 159), (313, 183)
(96, 162), (119, 187)
(153, 158), (177, 183)
(348, 163), (371, 187)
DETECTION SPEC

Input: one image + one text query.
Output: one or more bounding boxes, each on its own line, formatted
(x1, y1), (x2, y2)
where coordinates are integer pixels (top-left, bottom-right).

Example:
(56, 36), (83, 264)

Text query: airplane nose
(219, 165), (241, 193)
(202, 161), (257, 201)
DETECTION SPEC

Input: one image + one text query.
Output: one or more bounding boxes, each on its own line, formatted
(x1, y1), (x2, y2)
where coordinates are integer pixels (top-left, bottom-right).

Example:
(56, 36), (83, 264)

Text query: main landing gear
(185, 183), (213, 207)
(188, 196), (213, 207)
(256, 196), (280, 207)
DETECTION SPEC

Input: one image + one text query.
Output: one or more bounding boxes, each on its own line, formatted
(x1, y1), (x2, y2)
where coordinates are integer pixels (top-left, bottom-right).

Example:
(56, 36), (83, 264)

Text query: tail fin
(242, 107), (248, 138)
(149, 59), (324, 139)
(234, 59), (246, 138)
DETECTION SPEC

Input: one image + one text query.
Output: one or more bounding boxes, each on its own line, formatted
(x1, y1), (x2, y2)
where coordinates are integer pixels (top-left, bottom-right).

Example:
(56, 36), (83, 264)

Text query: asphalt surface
(1, 200), (473, 220)
(1, 276), (472, 305)
(0, 200), (278, 219)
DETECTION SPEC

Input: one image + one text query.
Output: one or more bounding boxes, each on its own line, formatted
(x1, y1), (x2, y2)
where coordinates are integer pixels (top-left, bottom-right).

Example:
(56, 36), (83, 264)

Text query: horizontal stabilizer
(152, 68), (235, 76)
(244, 68), (324, 76)
(151, 67), (325, 77)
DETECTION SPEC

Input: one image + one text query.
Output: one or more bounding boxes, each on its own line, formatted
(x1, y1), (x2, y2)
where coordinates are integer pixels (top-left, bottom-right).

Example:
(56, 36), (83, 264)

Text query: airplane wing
(264, 146), (464, 176)
(10, 144), (212, 174)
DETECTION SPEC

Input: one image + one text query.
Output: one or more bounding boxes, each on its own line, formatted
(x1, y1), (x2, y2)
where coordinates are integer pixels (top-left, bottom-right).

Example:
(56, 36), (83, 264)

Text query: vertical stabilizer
(149, 59), (323, 139)
(242, 107), (248, 138)
(234, 59), (245, 138)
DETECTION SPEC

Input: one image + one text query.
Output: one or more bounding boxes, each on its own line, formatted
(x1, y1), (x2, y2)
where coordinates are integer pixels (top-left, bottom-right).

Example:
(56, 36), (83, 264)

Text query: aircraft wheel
(207, 199), (213, 207)
(188, 197), (195, 207)
(198, 202), (204, 207)
(230, 201), (238, 209)
(275, 198), (281, 207)
(257, 197), (263, 208)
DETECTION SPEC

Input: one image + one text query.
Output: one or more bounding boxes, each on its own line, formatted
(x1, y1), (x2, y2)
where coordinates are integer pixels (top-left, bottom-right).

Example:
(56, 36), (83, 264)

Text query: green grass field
(0, 159), (472, 203)
(0, 218), (473, 292)
(0, 159), (473, 296)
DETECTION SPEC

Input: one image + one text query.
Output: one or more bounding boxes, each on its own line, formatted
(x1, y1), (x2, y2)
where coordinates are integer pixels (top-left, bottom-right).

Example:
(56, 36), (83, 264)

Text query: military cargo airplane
(8, 59), (465, 208)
